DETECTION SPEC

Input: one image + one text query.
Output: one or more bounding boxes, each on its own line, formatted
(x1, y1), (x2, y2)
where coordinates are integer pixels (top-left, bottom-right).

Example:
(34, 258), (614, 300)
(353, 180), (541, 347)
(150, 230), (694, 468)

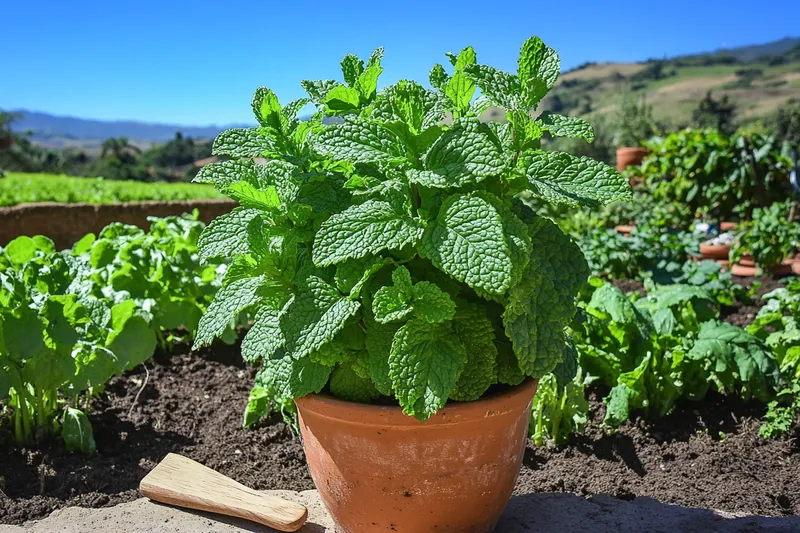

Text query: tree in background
(692, 91), (736, 134)
(772, 99), (800, 146)
(615, 91), (657, 147)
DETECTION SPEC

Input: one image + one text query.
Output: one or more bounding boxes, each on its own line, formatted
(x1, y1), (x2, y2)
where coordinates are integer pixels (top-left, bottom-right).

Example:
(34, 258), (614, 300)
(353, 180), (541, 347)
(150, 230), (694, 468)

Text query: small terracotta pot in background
(791, 257), (800, 276)
(720, 222), (738, 232)
(699, 244), (731, 261)
(615, 224), (635, 237)
(616, 147), (649, 172)
(731, 257), (793, 277)
(296, 379), (539, 533)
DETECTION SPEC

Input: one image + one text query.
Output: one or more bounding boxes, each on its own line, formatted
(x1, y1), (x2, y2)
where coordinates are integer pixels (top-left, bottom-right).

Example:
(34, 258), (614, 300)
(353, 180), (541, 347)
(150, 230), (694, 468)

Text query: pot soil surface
(1, 282), (799, 525)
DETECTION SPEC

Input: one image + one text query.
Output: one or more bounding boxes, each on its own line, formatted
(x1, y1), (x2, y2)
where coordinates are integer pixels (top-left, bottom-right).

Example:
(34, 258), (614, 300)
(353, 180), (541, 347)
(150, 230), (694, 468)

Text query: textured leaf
(243, 386), (271, 428)
(197, 208), (260, 262)
(252, 87), (283, 130)
(449, 302), (497, 401)
(389, 320), (467, 421)
(212, 128), (277, 157)
(335, 256), (391, 298)
(406, 119), (503, 188)
(373, 285), (412, 323)
(421, 194), (512, 295)
(474, 192), (532, 288)
(411, 282), (455, 323)
(538, 112), (595, 143)
(518, 37), (560, 89)
(255, 161), (301, 204)
(193, 160), (258, 191)
(301, 79), (342, 105)
(429, 64), (450, 92)
(241, 301), (290, 363)
(503, 216), (589, 377)
(314, 121), (408, 163)
(341, 54), (364, 86)
(63, 408), (96, 454)
(324, 86), (361, 112)
(194, 276), (265, 348)
(329, 364), (380, 402)
(365, 323), (397, 396)
(225, 182), (281, 211)
(313, 200), (422, 266)
(522, 150), (631, 207)
(282, 277), (361, 360)
(464, 64), (522, 110)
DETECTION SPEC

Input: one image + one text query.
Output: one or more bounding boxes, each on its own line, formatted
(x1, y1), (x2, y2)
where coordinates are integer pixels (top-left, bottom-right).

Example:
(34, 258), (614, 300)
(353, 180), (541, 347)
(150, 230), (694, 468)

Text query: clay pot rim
(616, 146), (650, 154)
(296, 378), (538, 427)
(700, 243), (731, 250)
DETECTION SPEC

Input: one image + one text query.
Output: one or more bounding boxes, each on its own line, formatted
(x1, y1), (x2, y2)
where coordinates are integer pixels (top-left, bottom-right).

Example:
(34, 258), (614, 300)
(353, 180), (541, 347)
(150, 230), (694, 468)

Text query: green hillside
(481, 38), (800, 127)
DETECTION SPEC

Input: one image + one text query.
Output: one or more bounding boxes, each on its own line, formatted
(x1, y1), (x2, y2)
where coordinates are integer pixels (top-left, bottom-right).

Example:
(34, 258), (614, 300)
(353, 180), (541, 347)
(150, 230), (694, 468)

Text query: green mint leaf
(224, 181), (281, 211)
(507, 110), (543, 152)
(197, 208), (261, 262)
(63, 407), (96, 454)
(411, 282), (455, 323)
(474, 192), (532, 288)
(496, 346), (525, 386)
(194, 276), (265, 348)
(313, 200), (422, 266)
(288, 356), (333, 398)
(335, 256), (391, 298)
(464, 64), (522, 110)
(323, 85), (362, 114)
(449, 302), (498, 401)
(212, 128), (277, 158)
(389, 320), (467, 421)
(356, 48), (384, 100)
(193, 160), (257, 191)
(503, 216), (588, 377)
(518, 37), (560, 90)
(309, 340), (351, 366)
(241, 300), (291, 364)
(281, 276), (361, 360)
(522, 150), (632, 207)
(538, 112), (595, 143)
(421, 193), (512, 295)
(314, 121), (409, 164)
(252, 87), (283, 130)
(429, 64), (450, 92)
(243, 385), (271, 428)
(444, 47), (477, 113)
(373, 285), (412, 323)
(365, 323), (397, 396)
(255, 161), (301, 204)
(341, 54), (365, 86)
(301, 79), (342, 105)
(329, 364), (381, 402)
(406, 118), (503, 188)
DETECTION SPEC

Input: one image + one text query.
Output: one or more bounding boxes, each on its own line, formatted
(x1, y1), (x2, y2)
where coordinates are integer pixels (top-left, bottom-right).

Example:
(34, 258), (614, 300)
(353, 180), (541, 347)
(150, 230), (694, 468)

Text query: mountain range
(8, 36), (800, 148)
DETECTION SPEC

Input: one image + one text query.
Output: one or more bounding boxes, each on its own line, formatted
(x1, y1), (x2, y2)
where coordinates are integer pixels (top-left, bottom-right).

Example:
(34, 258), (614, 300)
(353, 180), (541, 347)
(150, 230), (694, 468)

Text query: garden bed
(2, 330), (799, 525)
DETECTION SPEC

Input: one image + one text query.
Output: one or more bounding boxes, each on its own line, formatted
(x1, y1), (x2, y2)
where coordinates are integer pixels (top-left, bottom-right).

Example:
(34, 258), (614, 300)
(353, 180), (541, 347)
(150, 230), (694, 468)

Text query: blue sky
(2, 0), (798, 126)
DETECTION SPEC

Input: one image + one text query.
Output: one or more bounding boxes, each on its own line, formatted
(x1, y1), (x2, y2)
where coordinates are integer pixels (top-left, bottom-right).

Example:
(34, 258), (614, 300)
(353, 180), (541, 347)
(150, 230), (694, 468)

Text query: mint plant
(193, 37), (631, 422)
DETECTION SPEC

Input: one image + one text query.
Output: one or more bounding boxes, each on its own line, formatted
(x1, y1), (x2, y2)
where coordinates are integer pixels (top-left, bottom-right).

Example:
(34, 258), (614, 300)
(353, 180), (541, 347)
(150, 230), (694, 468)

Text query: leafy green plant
(191, 37), (630, 422)
(0, 213), (223, 450)
(530, 368), (588, 447)
(675, 259), (750, 307)
(615, 92), (656, 147)
(731, 200), (799, 270)
(637, 128), (791, 220)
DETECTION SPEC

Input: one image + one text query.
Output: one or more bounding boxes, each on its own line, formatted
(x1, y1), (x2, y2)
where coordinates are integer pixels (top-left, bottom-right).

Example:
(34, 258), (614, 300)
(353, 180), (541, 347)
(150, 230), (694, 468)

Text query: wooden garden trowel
(139, 453), (308, 532)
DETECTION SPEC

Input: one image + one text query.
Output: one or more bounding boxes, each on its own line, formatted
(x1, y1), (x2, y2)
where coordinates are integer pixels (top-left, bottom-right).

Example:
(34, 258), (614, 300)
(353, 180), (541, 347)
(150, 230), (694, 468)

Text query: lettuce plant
(193, 37), (631, 421)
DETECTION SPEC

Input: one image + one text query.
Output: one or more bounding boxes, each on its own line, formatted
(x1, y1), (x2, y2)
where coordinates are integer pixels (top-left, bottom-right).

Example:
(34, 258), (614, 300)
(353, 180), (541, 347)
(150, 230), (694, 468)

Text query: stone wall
(0, 200), (236, 249)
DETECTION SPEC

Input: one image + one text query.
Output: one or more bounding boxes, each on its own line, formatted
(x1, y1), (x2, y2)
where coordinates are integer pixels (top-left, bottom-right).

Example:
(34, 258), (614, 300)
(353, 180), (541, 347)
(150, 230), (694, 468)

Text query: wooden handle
(139, 453), (308, 532)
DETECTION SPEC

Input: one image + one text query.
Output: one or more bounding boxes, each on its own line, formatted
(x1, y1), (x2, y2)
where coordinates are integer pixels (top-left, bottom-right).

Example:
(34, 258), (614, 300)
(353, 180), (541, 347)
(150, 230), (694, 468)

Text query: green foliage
(530, 370), (589, 446)
(615, 92), (656, 147)
(194, 37), (630, 422)
(0, 213), (224, 450)
(675, 259), (750, 307)
(731, 201), (799, 270)
(0, 172), (224, 206)
(633, 128), (791, 220)
(692, 91), (736, 134)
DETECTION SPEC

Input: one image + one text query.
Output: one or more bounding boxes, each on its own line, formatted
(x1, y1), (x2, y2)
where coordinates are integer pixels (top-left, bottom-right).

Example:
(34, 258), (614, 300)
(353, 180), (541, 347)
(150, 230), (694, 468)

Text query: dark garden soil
(2, 280), (799, 525)
(722, 276), (785, 327)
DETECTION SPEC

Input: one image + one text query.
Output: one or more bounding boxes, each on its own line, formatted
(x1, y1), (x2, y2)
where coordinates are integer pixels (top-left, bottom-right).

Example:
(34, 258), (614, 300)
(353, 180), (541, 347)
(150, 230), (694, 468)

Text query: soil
(721, 276), (785, 327)
(2, 279), (799, 526)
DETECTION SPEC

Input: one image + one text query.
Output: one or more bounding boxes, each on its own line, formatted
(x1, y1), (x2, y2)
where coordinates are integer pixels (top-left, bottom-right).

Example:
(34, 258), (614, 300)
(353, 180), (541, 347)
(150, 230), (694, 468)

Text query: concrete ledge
(2, 490), (798, 533)
(0, 200), (236, 248)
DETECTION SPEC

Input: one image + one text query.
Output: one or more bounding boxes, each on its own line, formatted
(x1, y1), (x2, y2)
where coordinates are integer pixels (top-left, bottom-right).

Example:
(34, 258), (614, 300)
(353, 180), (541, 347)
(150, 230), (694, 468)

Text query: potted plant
(614, 92), (654, 172)
(699, 231), (734, 263)
(730, 201), (798, 277)
(192, 37), (630, 532)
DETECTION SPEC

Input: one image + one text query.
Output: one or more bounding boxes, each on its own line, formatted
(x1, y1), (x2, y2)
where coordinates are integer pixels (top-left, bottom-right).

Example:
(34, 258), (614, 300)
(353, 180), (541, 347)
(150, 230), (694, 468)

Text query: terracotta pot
(296, 379), (539, 533)
(615, 224), (635, 237)
(720, 222), (738, 232)
(792, 257), (800, 276)
(616, 147), (649, 172)
(738, 255), (756, 267)
(700, 244), (731, 261)
(731, 263), (758, 277)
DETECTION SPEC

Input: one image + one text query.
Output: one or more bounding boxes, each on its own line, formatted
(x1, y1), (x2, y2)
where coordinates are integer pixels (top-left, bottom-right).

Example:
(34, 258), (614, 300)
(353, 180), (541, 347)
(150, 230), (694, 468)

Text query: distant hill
(9, 37), (800, 148)
(480, 36), (800, 128)
(9, 110), (250, 149)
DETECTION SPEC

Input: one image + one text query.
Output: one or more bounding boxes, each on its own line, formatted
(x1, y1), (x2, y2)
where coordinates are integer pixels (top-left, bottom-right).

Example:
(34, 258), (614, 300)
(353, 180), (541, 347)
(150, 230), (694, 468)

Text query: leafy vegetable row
(0, 213), (226, 452)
